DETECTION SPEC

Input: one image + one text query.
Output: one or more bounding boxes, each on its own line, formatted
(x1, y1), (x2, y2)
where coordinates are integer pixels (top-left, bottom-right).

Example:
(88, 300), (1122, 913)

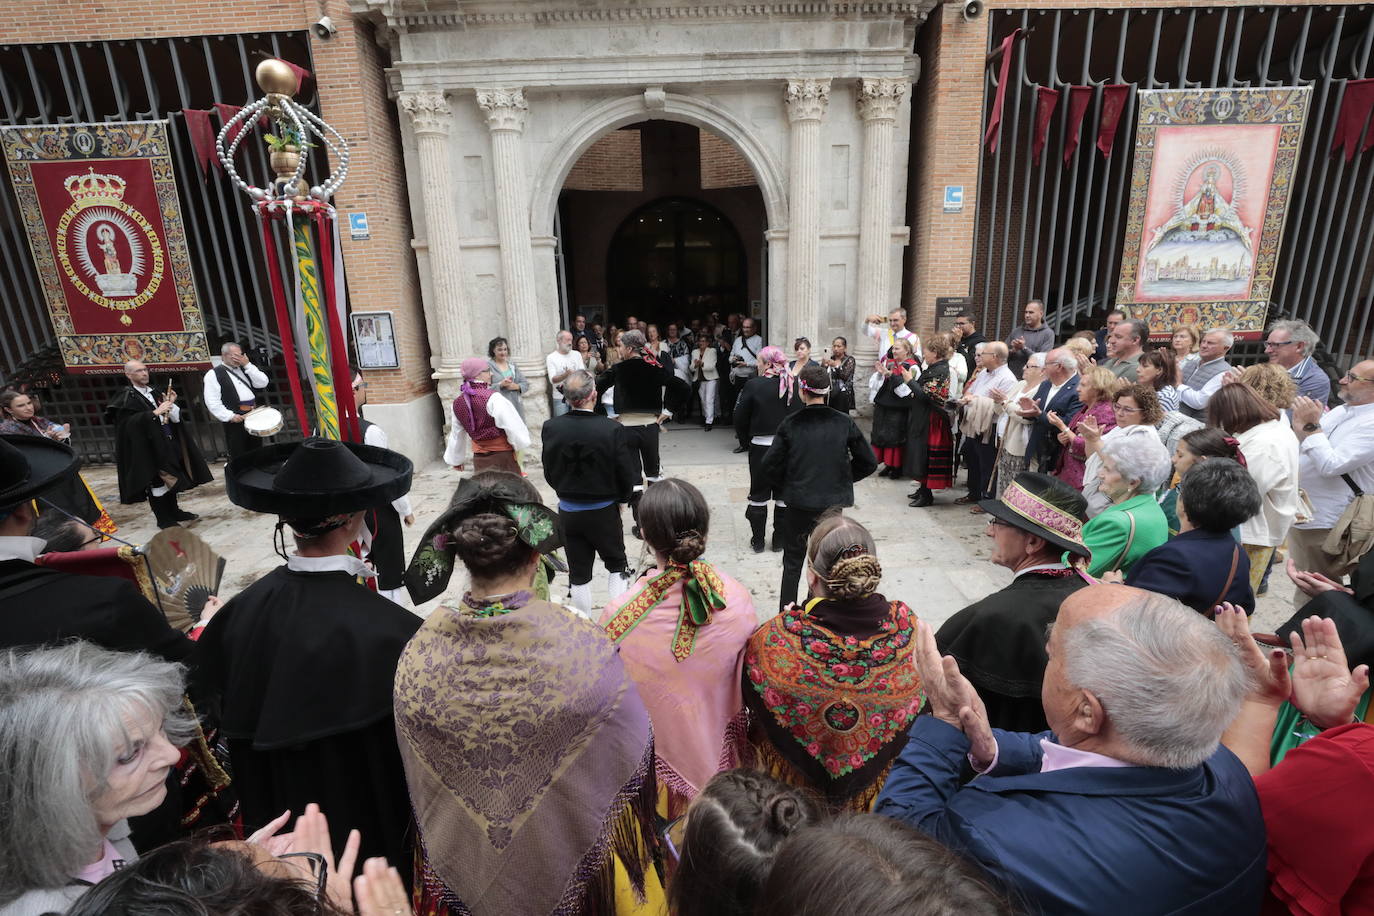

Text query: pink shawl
(599, 568), (756, 799)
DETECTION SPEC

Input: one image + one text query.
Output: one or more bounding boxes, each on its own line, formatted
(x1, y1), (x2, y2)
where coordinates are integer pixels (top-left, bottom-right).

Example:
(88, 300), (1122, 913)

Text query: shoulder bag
(1107, 509), (1137, 573)
(1322, 474), (1374, 574)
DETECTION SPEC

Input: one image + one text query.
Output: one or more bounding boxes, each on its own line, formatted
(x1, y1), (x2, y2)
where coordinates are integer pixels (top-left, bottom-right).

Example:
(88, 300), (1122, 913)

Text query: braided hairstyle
(806, 511), (882, 599)
(668, 770), (823, 916)
(639, 478), (709, 566)
(450, 471), (542, 581)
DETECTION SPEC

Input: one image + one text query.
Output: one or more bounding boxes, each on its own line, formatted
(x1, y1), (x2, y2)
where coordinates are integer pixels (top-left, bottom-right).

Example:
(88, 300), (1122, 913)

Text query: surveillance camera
(961, 0), (984, 21)
(312, 16), (337, 40)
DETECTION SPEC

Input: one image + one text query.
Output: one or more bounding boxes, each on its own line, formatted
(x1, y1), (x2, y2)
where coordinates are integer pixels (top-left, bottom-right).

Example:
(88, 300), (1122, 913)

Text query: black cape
(105, 386), (213, 504)
(870, 367), (916, 448)
(192, 566), (421, 868)
(903, 359), (952, 479)
(935, 568), (1089, 733)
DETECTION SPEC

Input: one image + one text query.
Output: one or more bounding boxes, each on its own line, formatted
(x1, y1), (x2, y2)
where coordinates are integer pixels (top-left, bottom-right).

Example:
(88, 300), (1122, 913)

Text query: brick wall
(700, 131), (757, 189)
(0, 0), (430, 406)
(564, 129), (643, 191)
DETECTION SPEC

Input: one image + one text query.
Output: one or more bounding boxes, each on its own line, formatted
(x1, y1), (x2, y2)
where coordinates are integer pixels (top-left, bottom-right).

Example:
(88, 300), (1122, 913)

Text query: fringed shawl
(394, 598), (661, 916)
(599, 566), (756, 808)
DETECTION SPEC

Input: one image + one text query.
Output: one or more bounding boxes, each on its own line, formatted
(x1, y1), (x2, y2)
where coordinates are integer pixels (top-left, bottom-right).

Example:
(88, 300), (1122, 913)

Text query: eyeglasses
(986, 517), (1015, 529)
(1345, 372), (1374, 383)
(1112, 403), (1143, 413)
(1263, 340), (1297, 349)
(277, 851), (327, 900)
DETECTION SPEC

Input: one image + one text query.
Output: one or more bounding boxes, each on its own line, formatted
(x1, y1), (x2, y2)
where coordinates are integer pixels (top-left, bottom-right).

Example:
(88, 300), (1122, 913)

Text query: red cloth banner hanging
(1032, 87), (1060, 165)
(1097, 85), (1132, 159)
(0, 121), (210, 374)
(1062, 86), (1095, 165)
(1332, 78), (1374, 161)
(256, 209), (311, 437)
(280, 60), (312, 94)
(983, 28), (1024, 153)
(181, 109), (216, 177)
(214, 103), (248, 153)
(311, 207), (360, 443)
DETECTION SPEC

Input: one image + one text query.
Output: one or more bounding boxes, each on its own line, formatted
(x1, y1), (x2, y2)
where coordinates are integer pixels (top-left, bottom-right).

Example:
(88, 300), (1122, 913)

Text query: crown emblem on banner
(66, 168), (127, 203)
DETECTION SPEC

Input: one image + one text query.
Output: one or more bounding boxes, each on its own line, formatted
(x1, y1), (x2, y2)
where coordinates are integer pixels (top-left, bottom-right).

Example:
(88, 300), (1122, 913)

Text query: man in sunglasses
(1264, 319), (1331, 406)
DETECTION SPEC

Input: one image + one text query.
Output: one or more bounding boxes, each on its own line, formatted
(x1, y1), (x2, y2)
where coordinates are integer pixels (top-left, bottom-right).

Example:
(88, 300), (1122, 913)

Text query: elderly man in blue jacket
(877, 584), (1266, 915)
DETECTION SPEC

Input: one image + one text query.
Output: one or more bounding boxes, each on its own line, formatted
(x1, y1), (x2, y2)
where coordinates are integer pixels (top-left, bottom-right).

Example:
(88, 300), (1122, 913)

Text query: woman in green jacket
(1083, 432), (1172, 577)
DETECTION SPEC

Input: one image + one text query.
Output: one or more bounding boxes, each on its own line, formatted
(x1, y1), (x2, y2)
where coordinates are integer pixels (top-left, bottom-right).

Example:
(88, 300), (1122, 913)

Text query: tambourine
(243, 406), (283, 438)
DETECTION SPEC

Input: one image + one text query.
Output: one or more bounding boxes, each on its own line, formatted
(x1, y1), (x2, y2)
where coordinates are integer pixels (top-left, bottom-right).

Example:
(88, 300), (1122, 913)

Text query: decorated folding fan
(144, 527), (225, 633)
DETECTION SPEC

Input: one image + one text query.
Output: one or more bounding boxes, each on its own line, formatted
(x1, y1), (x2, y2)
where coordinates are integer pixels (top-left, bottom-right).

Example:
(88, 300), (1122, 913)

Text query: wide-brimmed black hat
(0, 434), (80, 508)
(226, 437), (413, 518)
(979, 472), (1091, 559)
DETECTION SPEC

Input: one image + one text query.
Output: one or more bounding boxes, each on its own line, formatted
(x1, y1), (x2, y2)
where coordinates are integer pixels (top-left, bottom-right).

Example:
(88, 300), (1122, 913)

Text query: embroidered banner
(0, 121), (210, 374)
(1114, 88), (1312, 341)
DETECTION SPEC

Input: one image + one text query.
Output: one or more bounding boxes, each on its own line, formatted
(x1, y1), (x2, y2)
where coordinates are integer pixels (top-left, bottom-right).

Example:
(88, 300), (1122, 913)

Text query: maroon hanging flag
(181, 108), (216, 177)
(1332, 78), (1374, 161)
(1097, 84), (1132, 158)
(213, 103), (245, 156)
(275, 59), (313, 94)
(1062, 86), (1095, 165)
(983, 28), (1024, 153)
(1032, 87), (1060, 165)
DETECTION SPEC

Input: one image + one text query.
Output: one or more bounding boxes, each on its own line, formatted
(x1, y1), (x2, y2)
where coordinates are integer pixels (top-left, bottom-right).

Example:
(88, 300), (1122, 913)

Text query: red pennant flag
(181, 108), (216, 177)
(1097, 84), (1132, 159)
(214, 102), (245, 155)
(1032, 87), (1060, 166)
(275, 59), (313, 94)
(983, 28), (1024, 154)
(1333, 78), (1374, 161)
(1062, 86), (1095, 165)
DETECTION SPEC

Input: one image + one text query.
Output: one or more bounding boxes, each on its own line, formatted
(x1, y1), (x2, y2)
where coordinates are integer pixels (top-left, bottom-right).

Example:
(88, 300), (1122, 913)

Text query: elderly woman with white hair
(0, 641), (194, 915)
(1081, 430), (1172, 577)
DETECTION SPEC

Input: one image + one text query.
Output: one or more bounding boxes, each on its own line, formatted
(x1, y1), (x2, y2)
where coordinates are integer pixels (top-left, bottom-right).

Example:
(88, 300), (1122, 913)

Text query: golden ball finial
(256, 59), (298, 96)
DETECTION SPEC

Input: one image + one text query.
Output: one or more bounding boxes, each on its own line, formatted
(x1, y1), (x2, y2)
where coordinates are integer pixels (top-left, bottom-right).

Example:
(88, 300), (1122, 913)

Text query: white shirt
(1296, 400), (1374, 530)
(287, 553), (376, 579)
(545, 350), (585, 402)
(1178, 357), (1229, 411)
(1236, 418), (1300, 547)
(865, 322), (922, 362)
(202, 360), (269, 422)
(0, 536), (45, 562)
(133, 384), (179, 423)
(731, 334), (764, 367)
(443, 390), (532, 466)
(362, 422), (413, 519)
(966, 363), (1017, 399)
(1012, 561), (1069, 579)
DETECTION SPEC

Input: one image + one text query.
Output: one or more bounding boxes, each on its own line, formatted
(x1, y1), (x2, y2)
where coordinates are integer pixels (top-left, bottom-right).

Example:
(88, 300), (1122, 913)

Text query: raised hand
(911, 619), (996, 768)
(245, 809), (294, 856)
(354, 858), (414, 916)
(1215, 603), (1290, 707)
(292, 803), (362, 915)
(1290, 616), (1370, 729)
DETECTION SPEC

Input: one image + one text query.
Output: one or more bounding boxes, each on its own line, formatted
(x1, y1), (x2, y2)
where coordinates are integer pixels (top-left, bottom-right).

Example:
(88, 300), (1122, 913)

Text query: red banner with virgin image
(0, 121), (210, 374)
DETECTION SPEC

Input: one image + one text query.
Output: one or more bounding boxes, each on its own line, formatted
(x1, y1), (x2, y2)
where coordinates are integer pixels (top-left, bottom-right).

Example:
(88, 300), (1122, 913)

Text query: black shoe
(909, 488), (934, 508)
(631, 525), (642, 540)
(173, 511), (199, 522)
(157, 518), (183, 529)
(704, 422), (713, 431)
(733, 444), (748, 454)
(751, 537), (765, 553)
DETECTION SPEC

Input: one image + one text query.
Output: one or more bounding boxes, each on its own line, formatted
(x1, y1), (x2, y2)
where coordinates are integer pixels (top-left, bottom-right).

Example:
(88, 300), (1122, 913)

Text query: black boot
(149, 493), (180, 529)
(629, 490), (644, 540)
(167, 493), (199, 522)
(908, 487), (934, 508)
(771, 506), (787, 552)
(745, 505), (767, 553)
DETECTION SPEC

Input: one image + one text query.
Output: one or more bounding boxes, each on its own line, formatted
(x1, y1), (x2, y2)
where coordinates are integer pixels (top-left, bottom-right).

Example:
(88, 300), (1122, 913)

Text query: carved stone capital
(857, 78), (908, 122)
(398, 90), (452, 136)
(476, 88), (529, 132)
(784, 78), (831, 122)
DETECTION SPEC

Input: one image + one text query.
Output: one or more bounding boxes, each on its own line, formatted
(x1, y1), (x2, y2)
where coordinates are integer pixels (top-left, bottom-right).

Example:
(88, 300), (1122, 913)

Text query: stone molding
(398, 90), (452, 136)
(476, 87), (530, 132)
(352, 1), (940, 28)
(857, 77), (908, 121)
(784, 78), (831, 122)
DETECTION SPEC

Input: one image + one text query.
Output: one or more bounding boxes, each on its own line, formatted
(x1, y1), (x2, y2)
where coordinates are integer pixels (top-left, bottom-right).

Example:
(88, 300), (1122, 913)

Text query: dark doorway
(606, 196), (748, 325)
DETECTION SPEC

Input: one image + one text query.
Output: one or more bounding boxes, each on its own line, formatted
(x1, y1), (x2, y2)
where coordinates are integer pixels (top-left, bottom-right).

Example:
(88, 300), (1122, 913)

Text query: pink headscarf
(454, 357), (499, 439)
(758, 345), (792, 403)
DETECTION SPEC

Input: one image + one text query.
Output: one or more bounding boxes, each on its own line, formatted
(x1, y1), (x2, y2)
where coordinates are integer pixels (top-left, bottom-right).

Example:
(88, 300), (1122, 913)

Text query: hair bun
(668, 528), (706, 565)
(765, 795), (806, 836)
(825, 554), (882, 599)
(453, 514), (519, 563)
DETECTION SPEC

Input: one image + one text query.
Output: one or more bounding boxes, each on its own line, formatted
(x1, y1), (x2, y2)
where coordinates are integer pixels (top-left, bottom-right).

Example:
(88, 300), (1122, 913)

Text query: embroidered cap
(979, 472), (1090, 559)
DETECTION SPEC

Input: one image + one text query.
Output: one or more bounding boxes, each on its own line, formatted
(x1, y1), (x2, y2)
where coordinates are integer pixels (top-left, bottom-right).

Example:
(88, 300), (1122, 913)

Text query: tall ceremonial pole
(214, 58), (358, 442)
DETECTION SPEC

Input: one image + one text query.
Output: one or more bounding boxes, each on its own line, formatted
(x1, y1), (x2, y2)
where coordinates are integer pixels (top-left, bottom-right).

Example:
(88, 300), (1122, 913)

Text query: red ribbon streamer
(181, 109), (216, 177)
(1062, 86), (1095, 165)
(1032, 87), (1060, 166)
(311, 208), (360, 443)
(1332, 78), (1374, 161)
(1097, 85), (1132, 159)
(983, 28), (1024, 154)
(257, 213), (311, 438)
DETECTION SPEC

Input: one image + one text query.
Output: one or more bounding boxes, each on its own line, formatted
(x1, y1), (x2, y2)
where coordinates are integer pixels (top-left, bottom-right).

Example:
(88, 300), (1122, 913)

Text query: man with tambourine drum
(203, 341), (280, 458)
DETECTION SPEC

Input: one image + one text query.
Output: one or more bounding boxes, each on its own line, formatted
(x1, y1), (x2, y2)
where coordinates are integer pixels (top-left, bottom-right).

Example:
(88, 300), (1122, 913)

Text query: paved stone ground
(81, 421), (1298, 632)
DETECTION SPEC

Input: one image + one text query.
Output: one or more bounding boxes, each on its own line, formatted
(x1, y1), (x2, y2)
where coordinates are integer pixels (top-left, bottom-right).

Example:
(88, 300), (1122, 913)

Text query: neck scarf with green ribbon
(604, 560), (727, 661)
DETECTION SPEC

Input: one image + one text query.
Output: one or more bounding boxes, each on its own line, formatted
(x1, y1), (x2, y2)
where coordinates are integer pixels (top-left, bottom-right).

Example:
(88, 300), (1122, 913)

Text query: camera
(961, 0), (984, 21)
(312, 16), (338, 40)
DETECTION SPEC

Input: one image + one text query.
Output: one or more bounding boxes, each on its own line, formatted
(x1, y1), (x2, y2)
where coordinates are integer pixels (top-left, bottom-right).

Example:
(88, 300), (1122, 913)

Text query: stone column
(784, 78), (830, 348)
(855, 78), (908, 369)
(477, 87), (550, 451)
(398, 90), (470, 398)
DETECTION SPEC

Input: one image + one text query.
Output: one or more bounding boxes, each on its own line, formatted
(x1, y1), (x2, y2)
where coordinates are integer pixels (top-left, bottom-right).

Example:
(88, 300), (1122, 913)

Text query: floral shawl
(599, 565), (756, 808)
(395, 598), (661, 915)
(743, 596), (923, 809)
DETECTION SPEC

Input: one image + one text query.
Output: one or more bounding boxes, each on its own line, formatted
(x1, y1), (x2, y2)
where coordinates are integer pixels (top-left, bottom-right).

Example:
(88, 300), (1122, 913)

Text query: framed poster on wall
(351, 311), (399, 369)
(1114, 87), (1311, 340)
